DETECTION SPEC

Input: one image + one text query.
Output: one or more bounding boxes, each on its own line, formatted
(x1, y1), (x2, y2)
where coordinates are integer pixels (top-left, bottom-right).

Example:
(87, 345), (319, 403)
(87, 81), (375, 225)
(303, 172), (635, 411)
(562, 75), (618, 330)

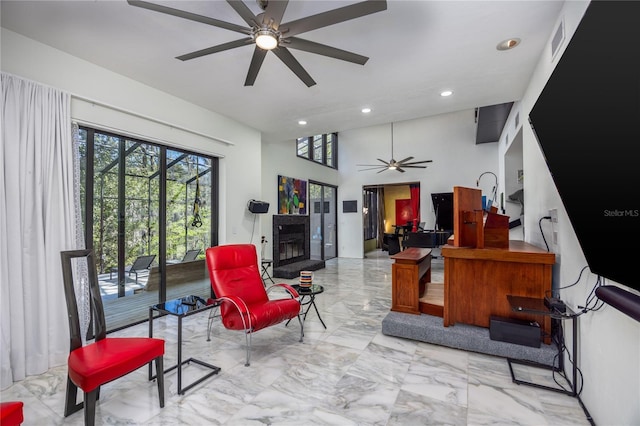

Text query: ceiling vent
(475, 102), (514, 144)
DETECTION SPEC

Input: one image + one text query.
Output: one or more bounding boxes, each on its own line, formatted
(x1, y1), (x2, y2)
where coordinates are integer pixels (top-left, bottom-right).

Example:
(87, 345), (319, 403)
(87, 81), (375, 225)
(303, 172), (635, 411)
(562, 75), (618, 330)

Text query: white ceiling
(1, 0), (565, 144)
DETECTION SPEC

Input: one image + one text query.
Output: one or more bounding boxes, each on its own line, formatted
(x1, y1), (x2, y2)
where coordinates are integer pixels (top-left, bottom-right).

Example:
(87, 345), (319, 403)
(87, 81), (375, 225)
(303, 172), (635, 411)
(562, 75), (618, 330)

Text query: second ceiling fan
(357, 123), (433, 173)
(128, 0), (387, 87)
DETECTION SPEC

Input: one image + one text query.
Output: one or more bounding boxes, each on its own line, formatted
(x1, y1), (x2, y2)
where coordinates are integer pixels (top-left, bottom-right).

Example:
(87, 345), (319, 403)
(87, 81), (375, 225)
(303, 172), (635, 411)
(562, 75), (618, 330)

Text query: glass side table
(149, 295), (221, 395)
(288, 284), (327, 329)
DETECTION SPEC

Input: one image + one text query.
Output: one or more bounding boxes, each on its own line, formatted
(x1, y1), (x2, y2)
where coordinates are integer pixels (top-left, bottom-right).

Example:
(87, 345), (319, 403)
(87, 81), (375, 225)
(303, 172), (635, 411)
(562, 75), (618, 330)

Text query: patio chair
(61, 249), (164, 426)
(109, 254), (156, 285)
(181, 249), (201, 262)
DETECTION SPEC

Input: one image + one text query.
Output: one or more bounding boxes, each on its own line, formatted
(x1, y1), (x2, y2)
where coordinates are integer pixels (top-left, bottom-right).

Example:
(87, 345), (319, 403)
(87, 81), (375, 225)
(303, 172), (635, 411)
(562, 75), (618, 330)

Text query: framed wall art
(278, 175), (307, 215)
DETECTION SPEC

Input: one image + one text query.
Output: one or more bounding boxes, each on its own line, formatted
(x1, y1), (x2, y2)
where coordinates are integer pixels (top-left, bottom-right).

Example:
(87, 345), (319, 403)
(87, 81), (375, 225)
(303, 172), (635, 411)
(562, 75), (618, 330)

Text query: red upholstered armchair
(206, 244), (303, 366)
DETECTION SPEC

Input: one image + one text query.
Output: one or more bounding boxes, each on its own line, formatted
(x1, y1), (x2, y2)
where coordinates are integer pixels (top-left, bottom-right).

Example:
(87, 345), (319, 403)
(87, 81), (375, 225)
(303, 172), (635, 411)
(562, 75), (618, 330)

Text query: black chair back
(60, 250), (106, 352)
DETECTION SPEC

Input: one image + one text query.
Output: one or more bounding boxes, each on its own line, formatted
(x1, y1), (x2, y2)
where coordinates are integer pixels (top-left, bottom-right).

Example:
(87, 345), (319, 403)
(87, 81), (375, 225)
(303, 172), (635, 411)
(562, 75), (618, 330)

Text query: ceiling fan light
(255, 29), (278, 50)
(388, 165), (397, 170)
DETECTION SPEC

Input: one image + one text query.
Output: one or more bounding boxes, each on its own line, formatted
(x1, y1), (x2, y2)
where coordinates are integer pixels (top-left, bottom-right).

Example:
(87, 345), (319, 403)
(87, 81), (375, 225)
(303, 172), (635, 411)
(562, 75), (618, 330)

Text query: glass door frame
(81, 126), (218, 330)
(308, 180), (338, 260)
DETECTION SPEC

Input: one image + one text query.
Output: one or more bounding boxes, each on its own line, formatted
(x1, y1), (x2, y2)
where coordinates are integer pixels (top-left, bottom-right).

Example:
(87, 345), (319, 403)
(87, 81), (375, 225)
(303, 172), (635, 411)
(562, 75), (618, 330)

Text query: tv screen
(529, 1), (640, 292)
(431, 192), (454, 231)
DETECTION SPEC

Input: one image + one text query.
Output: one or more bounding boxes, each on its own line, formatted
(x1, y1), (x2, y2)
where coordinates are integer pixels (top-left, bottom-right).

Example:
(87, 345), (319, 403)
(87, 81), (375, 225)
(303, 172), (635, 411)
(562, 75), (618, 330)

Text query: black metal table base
(507, 358), (575, 396)
(505, 295), (594, 425)
(261, 261), (275, 285)
(149, 298), (221, 395)
(152, 357), (221, 395)
(300, 294), (326, 328)
(286, 285), (326, 329)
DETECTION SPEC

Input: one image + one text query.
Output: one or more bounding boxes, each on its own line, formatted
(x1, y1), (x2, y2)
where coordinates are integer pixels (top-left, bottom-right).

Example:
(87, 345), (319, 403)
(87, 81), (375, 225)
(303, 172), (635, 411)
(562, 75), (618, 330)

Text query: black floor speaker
(489, 315), (541, 348)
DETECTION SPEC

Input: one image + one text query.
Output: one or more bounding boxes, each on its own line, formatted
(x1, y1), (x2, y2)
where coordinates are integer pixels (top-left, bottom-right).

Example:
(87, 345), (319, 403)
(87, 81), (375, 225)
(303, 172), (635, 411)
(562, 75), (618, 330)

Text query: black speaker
(248, 200), (269, 214)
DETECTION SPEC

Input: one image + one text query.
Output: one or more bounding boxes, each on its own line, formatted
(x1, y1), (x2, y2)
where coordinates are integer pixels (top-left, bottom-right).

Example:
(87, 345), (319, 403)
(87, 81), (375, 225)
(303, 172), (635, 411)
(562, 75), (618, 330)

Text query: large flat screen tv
(529, 1), (639, 293)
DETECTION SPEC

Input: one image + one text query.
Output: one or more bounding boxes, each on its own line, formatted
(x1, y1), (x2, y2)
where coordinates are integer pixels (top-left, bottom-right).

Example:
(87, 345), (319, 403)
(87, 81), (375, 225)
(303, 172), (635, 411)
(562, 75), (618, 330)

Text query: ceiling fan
(357, 123), (433, 173)
(127, 0), (387, 87)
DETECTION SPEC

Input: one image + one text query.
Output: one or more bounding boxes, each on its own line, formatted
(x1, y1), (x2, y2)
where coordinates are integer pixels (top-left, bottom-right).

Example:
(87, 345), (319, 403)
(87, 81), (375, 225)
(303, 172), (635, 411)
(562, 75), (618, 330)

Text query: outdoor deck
(100, 273), (211, 331)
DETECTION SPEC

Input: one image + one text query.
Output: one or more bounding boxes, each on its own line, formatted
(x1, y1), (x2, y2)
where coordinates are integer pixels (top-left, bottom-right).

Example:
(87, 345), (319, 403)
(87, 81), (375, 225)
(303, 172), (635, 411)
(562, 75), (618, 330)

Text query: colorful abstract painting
(278, 175), (307, 215)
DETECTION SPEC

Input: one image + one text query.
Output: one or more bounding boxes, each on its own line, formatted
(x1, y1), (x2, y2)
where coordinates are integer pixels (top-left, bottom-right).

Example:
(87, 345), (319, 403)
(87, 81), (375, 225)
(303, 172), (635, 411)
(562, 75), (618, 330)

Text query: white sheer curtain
(1, 73), (80, 390)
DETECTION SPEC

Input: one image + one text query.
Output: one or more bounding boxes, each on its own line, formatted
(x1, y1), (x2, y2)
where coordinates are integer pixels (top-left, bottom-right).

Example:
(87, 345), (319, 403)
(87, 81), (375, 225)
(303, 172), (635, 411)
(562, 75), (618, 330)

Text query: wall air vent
(551, 18), (565, 61)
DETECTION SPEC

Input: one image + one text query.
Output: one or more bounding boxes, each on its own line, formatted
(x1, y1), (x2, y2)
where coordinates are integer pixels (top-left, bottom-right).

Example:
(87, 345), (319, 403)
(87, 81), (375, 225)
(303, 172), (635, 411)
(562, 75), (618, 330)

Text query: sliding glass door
(309, 181), (337, 260)
(78, 127), (218, 331)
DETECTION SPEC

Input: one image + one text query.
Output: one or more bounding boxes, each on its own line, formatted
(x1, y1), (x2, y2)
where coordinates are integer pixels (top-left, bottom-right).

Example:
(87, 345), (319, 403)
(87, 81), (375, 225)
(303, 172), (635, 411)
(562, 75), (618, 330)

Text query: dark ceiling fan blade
(226, 0), (258, 27)
(281, 0), (387, 37)
(399, 165), (427, 169)
(245, 46), (268, 86)
(376, 159), (390, 165)
(272, 47), (316, 87)
(285, 37), (368, 65)
(396, 167), (406, 173)
(260, 0), (289, 28)
(127, 0), (251, 35)
(358, 166), (387, 171)
(396, 156), (414, 164)
(400, 160), (433, 166)
(376, 167), (389, 174)
(176, 38), (253, 61)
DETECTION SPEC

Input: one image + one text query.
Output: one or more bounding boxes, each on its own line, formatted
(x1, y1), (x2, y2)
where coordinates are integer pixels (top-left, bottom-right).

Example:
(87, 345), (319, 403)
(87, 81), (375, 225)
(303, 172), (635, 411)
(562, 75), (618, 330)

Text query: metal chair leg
(245, 332), (252, 367)
(206, 305), (219, 341)
(297, 314), (304, 342)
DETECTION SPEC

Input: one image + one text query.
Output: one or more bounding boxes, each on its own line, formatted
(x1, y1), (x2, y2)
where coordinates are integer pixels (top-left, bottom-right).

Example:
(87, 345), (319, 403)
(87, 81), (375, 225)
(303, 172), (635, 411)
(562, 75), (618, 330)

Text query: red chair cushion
(207, 244), (268, 306)
(221, 298), (301, 332)
(68, 337), (164, 393)
(0, 401), (24, 426)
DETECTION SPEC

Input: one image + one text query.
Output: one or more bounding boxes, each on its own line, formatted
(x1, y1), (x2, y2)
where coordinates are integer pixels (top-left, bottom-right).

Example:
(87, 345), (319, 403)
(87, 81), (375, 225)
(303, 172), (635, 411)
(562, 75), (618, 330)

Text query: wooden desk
(442, 241), (555, 343)
(390, 248), (432, 315)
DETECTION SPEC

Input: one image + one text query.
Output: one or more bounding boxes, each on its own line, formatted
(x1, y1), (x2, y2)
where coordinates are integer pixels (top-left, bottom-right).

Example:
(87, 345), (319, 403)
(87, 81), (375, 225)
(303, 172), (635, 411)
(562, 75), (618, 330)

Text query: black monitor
(431, 192), (454, 232)
(529, 1), (639, 293)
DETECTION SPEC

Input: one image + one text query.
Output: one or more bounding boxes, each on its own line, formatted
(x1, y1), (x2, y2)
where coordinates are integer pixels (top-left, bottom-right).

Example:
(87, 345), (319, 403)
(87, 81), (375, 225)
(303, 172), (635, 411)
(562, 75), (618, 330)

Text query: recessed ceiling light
(497, 38), (521, 51)
(361, 107), (372, 113)
(298, 120), (307, 125)
(440, 90), (453, 97)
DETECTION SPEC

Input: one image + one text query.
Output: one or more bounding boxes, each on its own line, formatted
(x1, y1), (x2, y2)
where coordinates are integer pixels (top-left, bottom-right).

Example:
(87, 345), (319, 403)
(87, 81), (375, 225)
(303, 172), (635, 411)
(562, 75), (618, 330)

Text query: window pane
(313, 135), (323, 163)
(93, 133), (120, 275)
(326, 137), (333, 167)
(296, 133), (337, 168)
(124, 141), (160, 290)
(297, 137), (309, 157)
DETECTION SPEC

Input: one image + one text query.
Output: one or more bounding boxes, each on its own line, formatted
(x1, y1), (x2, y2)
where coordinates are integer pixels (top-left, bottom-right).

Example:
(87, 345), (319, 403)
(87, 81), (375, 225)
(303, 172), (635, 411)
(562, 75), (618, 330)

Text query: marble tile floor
(2, 250), (591, 425)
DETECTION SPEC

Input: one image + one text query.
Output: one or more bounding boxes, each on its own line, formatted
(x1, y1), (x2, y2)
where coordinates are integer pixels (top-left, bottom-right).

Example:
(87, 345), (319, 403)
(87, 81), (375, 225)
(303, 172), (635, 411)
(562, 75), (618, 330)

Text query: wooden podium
(443, 186), (555, 344)
(453, 186), (509, 249)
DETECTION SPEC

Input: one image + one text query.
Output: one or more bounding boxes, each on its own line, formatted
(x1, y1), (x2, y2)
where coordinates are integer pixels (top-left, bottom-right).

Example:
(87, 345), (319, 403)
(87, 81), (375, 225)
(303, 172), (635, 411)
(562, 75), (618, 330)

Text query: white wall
(260, 140), (340, 261)
(1, 28), (262, 246)
(338, 112), (498, 258)
(262, 111), (498, 260)
(498, 1), (640, 423)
